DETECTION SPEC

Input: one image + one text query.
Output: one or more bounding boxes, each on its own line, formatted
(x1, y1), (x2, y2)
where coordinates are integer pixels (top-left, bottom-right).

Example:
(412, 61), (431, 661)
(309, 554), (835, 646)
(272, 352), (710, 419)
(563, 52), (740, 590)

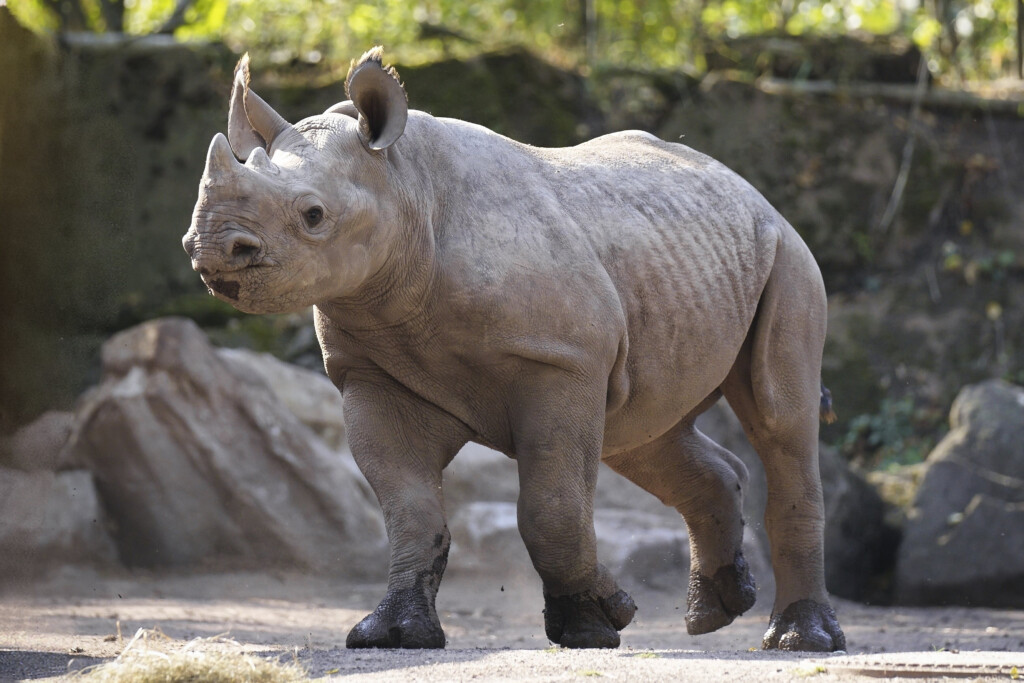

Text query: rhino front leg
(514, 380), (636, 649)
(341, 376), (470, 649)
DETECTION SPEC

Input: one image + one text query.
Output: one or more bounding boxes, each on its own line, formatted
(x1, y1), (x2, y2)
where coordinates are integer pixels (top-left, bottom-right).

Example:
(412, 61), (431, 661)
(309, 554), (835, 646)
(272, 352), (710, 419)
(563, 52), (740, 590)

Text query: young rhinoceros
(183, 47), (846, 652)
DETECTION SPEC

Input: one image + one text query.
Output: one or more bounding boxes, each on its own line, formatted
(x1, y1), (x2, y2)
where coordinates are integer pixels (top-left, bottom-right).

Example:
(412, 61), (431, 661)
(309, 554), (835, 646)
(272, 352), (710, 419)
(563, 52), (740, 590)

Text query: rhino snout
(184, 227), (263, 276)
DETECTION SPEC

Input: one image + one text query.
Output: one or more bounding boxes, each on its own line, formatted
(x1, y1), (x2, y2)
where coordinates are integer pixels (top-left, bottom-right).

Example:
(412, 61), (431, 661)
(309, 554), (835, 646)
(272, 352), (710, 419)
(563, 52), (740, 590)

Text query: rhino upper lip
(207, 277), (241, 300)
(201, 260), (274, 301)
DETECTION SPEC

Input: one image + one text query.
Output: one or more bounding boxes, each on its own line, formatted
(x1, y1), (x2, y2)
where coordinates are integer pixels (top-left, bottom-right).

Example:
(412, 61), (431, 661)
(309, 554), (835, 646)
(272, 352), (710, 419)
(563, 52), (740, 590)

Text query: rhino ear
(228, 53), (298, 158)
(345, 47), (408, 151)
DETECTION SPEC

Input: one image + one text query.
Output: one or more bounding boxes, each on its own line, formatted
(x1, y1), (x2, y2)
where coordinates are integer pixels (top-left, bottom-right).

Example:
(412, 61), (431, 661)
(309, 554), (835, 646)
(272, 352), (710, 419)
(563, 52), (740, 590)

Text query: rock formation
(896, 380), (1024, 607)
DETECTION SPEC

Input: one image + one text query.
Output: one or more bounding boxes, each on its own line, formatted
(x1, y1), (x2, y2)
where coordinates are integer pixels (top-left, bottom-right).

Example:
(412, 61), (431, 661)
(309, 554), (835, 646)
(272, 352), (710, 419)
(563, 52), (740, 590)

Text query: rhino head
(182, 48), (409, 314)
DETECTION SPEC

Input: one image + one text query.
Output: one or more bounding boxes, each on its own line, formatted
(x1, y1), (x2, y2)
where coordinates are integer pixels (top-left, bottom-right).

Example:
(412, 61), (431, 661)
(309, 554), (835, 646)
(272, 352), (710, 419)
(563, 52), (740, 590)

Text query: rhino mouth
(207, 277), (241, 301)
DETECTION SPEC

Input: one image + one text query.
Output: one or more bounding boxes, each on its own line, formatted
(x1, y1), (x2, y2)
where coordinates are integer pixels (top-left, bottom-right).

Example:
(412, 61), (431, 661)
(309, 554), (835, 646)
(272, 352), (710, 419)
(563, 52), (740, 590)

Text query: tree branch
(42, 0), (90, 32)
(98, 0), (124, 32)
(157, 0), (196, 34)
(876, 54), (929, 236)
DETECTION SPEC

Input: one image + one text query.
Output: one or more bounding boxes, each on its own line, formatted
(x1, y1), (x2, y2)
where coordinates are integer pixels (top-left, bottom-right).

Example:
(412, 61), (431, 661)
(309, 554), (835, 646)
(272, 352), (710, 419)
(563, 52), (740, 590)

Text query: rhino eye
(303, 206), (324, 228)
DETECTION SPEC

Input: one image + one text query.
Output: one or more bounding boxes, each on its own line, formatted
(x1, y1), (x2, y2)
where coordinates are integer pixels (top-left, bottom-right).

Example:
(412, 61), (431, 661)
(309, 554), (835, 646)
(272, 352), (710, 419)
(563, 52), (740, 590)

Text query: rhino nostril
(228, 231), (262, 265)
(232, 242), (259, 259)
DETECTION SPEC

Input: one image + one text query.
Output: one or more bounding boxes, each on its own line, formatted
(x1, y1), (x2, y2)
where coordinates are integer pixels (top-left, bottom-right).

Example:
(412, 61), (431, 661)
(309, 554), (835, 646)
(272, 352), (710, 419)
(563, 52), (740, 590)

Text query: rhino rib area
(522, 133), (777, 443)
(319, 115), (785, 455)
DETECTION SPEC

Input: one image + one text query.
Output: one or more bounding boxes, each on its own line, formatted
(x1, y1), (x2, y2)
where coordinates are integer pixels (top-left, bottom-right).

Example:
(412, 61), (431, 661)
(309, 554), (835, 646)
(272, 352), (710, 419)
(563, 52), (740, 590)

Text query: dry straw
(73, 627), (309, 682)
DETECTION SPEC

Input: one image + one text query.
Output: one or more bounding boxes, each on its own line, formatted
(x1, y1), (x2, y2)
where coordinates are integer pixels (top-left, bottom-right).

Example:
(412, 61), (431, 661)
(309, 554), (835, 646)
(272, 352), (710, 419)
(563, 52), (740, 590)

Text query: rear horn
(227, 53), (302, 158)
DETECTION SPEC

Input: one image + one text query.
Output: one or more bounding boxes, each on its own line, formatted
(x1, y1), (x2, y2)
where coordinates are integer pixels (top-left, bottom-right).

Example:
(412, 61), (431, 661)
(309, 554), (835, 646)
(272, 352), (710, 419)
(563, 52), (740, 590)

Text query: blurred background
(1, 0), (1023, 610)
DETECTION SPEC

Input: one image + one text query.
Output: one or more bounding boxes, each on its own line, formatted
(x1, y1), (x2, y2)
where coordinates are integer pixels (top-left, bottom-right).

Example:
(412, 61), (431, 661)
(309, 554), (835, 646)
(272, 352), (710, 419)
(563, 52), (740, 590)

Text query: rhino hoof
(346, 589), (445, 649)
(762, 599), (846, 652)
(685, 551), (757, 635)
(543, 589), (636, 649)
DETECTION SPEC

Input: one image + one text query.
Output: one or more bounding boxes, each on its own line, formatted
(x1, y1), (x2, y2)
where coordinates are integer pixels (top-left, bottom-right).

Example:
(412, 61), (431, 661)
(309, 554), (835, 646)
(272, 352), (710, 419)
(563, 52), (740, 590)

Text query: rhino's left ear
(345, 47), (408, 151)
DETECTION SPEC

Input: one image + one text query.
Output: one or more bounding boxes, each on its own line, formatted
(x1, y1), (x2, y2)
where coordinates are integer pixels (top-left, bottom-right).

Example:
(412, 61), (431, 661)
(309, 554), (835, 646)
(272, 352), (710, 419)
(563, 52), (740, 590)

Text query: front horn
(204, 132), (242, 178)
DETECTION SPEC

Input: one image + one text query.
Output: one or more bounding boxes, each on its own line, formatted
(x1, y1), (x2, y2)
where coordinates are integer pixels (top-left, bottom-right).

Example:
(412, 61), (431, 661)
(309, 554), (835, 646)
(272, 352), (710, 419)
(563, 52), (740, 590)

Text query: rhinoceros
(183, 47), (846, 652)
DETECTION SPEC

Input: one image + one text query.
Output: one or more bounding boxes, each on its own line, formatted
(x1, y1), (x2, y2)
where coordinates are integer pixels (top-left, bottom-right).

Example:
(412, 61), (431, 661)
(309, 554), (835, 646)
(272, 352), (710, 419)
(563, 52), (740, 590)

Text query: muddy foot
(543, 589), (637, 649)
(762, 599), (846, 652)
(346, 587), (445, 649)
(686, 551), (757, 635)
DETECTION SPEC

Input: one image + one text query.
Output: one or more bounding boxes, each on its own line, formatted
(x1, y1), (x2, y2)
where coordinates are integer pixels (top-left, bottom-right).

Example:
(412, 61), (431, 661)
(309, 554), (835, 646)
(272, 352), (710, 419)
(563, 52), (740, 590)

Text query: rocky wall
(1, 9), (1022, 447)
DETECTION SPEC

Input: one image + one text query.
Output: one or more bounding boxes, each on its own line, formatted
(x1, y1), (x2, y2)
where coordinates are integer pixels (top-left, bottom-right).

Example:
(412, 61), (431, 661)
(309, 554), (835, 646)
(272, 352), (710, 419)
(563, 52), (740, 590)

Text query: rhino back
(420, 121), (784, 448)
(429, 120), (778, 321)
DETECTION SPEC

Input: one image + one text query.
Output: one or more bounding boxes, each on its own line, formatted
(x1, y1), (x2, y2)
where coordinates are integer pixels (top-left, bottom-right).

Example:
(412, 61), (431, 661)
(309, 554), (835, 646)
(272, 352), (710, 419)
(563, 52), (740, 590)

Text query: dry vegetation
(73, 629), (309, 683)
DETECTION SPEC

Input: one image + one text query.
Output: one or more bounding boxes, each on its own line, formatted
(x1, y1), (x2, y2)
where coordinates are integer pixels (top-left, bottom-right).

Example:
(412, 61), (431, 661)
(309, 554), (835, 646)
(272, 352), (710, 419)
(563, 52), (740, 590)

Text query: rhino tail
(819, 382), (837, 424)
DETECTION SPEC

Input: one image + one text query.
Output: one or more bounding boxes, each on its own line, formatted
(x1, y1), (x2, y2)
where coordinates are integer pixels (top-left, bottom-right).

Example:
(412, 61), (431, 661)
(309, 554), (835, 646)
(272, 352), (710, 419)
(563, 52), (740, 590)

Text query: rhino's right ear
(227, 53), (298, 158)
(345, 47), (408, 151)
(324, 100), (359, 119)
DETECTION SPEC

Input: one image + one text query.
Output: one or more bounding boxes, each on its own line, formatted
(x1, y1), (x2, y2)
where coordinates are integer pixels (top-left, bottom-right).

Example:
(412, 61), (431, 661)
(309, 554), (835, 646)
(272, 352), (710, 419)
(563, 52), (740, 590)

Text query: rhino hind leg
(604, 419), (755, 636)
(720, 237), (846, 653)
(685, 550), (757, 635)
(761, 598), (845, 652)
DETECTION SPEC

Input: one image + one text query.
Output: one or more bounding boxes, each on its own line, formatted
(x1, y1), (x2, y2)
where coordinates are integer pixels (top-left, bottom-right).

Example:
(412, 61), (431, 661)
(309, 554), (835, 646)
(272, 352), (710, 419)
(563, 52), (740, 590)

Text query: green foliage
(840, 397), (946, 469)
(8, 0), (1022, 82)
(123, 0), (229, 38)
(7, 0), (59, 32)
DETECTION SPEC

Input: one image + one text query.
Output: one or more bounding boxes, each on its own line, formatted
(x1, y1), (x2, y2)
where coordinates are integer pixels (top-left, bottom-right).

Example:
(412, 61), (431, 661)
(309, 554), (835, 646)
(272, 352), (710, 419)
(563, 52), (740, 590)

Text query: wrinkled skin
(183, 48), (846, 652)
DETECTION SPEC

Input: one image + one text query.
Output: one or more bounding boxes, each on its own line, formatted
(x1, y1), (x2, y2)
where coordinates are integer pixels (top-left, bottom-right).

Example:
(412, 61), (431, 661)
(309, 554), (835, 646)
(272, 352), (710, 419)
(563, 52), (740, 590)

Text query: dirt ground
(1, 567), (1022, 681)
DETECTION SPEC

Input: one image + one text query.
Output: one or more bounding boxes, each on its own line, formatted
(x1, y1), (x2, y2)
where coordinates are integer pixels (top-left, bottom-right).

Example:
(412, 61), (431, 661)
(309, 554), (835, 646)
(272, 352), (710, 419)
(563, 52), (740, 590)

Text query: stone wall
(2, 8), (1022, 443)
(1, 12), (236, 427)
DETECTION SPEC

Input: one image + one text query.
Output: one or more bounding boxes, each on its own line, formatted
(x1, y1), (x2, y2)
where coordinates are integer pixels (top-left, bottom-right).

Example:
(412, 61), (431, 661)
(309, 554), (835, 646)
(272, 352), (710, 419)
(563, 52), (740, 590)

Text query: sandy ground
(1, 568), (1022, 681)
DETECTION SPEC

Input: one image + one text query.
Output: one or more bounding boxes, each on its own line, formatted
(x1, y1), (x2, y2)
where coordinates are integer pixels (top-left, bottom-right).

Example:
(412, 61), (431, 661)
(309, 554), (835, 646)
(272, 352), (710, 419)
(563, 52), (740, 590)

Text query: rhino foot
(762, 599), (846, 652)
(543, 589), (637, 649)
(346, 587), (445, 649)
(685, 551), (757, 635)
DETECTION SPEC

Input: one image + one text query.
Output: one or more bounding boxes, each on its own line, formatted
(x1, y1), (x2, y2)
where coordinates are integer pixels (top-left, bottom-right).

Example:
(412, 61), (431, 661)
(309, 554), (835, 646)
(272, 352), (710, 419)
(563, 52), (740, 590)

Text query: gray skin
(182, 48), (846, 652)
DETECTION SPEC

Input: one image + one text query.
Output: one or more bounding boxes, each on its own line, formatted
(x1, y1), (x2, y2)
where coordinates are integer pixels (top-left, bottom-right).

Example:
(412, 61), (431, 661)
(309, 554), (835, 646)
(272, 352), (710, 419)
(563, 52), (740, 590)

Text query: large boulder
(896, 380), (1024, 607)
(61, 317), (386, 575)
(0, 410), (76, 471)
(216, 347), (346, 448)
(443, 442), (520, 510)
(818, 442), (900, 603)
(0, 468), (118, 578)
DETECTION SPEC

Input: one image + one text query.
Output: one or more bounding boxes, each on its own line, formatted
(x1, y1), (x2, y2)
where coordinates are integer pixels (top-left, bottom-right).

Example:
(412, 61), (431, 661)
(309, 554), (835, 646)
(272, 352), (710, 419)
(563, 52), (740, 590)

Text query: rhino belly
(598, 245), (765, 454)
(600, 329), (746, 455)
